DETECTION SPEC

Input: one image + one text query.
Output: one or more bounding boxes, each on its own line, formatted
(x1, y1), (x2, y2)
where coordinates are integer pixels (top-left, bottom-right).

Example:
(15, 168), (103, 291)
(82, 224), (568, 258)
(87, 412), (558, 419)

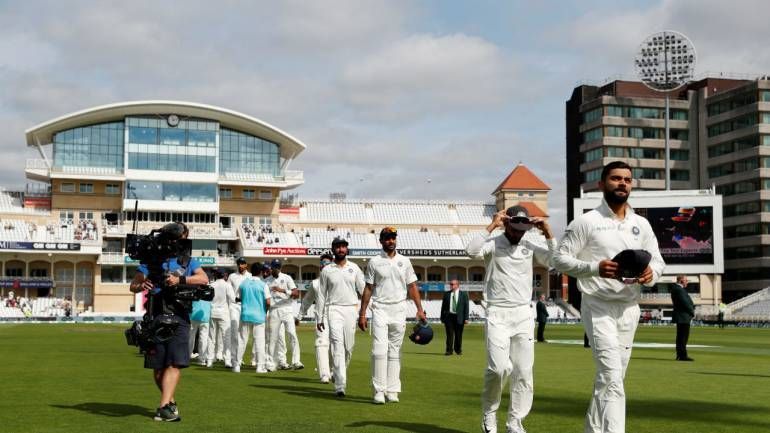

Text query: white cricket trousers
(481, 304), (535, 428)
(237, 322), (266, 370)
(370, 301), (406, 394)
(229, 304), (241, 366)
(266, 312), (287, 367)
(328, 304), (357, 392)
(581, 294), (640, 433)
(208, 315), (230, 362)
(189, 320), (210, 361)
(268, 307), (301, 367)
(315, 315), (331, 380)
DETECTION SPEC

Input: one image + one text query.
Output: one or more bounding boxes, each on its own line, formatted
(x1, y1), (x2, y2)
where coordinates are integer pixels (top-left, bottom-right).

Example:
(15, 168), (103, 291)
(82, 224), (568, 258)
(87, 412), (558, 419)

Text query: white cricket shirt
(553, 199), (666, 302)
(467, 229), (556, 308)
(365, 252), (417, 304)
(264, 272), (297, 309)
(317, 261), (365, 322)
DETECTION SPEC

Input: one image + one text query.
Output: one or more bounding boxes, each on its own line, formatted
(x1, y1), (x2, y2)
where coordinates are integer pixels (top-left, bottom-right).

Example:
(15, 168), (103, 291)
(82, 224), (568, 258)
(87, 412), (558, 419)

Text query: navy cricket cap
(612, 249), (652, 279)
(331, 236), (348, 248)
(505, 205), (532, 231)
(408, 322), (434, 345)
(261, 262), (271, 270)
(380, 226), (398, 239)
(236, 257), (247, 265)
(270, 259), (282, 269)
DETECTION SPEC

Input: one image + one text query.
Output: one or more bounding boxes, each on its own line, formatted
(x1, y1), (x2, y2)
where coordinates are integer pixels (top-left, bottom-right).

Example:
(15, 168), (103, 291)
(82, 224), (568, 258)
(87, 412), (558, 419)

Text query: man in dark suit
(536, 294), (549, 342)
(441, 279), (469, 355)
(671, 275), (695, 361)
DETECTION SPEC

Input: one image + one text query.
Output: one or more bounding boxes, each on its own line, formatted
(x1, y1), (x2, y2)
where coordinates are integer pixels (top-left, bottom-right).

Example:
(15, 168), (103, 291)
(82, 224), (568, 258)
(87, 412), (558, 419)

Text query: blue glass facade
(125, 181), (216, 202)
(219, 128), (280, 176)
(50, 116), (282, 177)
(53, 122), (124, 169)
(126, 117), (217, 173)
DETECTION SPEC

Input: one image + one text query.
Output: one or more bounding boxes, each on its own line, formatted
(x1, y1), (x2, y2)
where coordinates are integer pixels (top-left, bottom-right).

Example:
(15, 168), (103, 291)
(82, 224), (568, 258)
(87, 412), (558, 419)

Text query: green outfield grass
(1, 323), (769, 433)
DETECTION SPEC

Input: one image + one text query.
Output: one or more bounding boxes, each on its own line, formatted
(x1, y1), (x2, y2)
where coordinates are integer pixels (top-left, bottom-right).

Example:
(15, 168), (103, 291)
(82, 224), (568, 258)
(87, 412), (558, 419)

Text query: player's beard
(603, 188), (629, 205)
(334, 252), (347, 261)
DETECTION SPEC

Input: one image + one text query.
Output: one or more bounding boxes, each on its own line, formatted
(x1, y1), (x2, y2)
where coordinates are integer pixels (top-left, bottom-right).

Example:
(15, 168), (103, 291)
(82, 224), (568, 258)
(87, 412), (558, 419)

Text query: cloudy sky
(2, 0), (770, 234)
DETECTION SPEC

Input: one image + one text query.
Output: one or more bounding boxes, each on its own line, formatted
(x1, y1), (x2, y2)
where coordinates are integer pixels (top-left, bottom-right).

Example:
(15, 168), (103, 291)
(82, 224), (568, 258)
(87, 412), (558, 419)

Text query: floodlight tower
(634, 31), (697, 190)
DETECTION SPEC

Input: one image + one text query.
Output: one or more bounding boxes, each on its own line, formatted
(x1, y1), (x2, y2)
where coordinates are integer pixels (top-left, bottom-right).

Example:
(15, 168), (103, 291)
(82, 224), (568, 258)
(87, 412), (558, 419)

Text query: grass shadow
(347, 421), (466, 433)
(692, 371), (770, 379)
(249, 384), (372, 404)
(535, 395), (770, 430)
(50, 402), (154, 418)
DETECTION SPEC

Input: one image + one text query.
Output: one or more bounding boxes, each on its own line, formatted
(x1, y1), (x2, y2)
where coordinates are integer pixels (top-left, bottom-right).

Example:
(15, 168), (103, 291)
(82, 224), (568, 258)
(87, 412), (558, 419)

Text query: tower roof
(493, 163), (550, 193)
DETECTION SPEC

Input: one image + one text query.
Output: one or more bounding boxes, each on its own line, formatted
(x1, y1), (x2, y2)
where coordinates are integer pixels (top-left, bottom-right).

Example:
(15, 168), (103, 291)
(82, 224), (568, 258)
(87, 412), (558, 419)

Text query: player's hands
(599, 260), (619, 278)
(290, 289), (300, 299)
(464, 320), (469, 325)
(416, 309), (427, 323)
(294, 317), (300, 326)
(636, 266), (653, 285)
(530, 217), (552, 239)
(316, 322), (324, 332)
(491, 210), (507, 229)
(141, 280), (154, 292)
(358, 315), (368, 332)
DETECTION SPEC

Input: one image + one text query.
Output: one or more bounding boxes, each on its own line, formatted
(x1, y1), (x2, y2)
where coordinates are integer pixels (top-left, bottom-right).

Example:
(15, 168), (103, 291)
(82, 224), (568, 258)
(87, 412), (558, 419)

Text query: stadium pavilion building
(1, 101), (555, 315)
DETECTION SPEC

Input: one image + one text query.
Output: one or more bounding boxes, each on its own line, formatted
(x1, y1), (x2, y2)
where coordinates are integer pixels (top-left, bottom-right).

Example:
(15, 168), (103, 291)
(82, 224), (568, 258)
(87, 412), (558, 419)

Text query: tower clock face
(167, 114), (180, 127)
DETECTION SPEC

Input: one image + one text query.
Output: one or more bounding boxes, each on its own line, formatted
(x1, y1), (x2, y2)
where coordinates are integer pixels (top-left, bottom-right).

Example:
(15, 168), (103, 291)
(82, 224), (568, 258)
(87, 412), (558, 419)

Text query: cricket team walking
(146, 161), (664, 433)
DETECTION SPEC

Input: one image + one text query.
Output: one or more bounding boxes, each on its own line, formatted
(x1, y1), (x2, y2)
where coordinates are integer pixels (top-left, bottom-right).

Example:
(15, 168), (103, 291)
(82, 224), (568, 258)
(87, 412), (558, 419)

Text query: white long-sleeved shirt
(317, 261), (365, 322)
(210, 278), (235, 320)
(552, 199), (666, 302)
(229, 270), (252, 300)
(467, 229), (556, 308)
(298, 279), (319, 319)
(264, 272), (297, 309)
(365, 252), (417, 304)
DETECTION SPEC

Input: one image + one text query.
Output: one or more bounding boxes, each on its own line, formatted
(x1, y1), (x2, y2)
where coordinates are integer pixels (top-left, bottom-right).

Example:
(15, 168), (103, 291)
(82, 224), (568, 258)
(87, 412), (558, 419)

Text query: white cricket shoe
(385, 392), (399, 403)
(481, 412), (497, 433)
(232, 365), (240, 373)
(320, 375), (330, 384)
(506, 418), (526, 433)
(372, 392), (386, 405)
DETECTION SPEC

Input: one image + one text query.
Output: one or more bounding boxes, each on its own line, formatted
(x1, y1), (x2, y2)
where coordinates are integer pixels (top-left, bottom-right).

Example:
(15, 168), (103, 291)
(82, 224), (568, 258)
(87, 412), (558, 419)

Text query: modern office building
(566, 77), (770, 301)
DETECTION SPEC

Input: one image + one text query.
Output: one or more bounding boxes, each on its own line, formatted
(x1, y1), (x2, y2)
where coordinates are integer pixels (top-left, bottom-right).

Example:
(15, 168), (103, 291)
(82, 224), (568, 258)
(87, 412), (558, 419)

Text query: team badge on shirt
(521, 248), (530, 255)
(397, 262), (403, 267)
(632, 226), (640, 235)
(348, 268), (354, 274)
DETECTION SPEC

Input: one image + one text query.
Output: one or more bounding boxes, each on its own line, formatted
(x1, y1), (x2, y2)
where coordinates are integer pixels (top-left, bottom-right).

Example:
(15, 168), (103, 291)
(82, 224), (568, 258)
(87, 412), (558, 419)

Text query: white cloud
(341, 33), (515, 121)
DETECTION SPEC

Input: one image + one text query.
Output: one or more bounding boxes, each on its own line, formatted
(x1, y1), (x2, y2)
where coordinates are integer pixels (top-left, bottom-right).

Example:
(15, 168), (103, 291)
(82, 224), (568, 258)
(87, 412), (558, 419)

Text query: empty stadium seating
(295, 199), (497, 226)
(0, 219), (99, 243)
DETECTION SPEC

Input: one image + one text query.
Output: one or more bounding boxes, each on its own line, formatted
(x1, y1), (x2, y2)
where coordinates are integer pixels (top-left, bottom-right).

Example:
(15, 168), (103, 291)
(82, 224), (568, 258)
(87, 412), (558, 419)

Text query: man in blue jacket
(234, 263), (272, 373)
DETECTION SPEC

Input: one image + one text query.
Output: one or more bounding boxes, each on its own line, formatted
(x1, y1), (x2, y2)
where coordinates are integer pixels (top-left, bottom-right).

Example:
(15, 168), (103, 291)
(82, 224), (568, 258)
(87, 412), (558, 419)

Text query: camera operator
(129, 222), (209, 422)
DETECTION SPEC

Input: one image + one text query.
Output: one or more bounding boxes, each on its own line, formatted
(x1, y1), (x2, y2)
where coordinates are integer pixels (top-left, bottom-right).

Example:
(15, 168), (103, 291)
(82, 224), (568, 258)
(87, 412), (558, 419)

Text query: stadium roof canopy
(24, 100), (307, 159)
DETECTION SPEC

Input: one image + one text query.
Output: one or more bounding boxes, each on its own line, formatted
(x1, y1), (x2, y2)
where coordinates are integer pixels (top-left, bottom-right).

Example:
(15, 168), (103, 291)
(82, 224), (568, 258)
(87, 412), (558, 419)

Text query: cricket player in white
(227, 258), (251, 368)
(298, 254), (333, 383)
(208, 269), (235, 367)
(358, 226), (427, 404)
(266, 259), (304, 370)
(553, 161), (665, 433)
(468, 205), (556, 433)
(318, 238), (365, 397)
